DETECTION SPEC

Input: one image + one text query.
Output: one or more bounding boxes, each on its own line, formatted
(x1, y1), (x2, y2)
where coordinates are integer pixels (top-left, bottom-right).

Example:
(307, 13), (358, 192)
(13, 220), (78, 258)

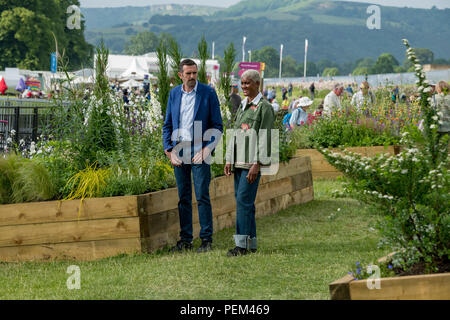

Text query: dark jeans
(174, 163), (213, 243)
(233, 168), (261, 249)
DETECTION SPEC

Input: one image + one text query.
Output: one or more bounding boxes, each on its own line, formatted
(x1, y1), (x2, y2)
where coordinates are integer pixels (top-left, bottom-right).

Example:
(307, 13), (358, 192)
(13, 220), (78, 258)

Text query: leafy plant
(64, 163), (111, 201)
(320, 41), (449, 274)
(156, 39), (170, 116)
(197, 36), (208, 84)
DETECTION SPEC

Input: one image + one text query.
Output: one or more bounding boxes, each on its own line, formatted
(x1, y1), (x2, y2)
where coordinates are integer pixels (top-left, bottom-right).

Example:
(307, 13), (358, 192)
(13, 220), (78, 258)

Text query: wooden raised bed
(0, 156), (314, 262)
(294, 146), (401, 179)
(329, 272), (450, 300)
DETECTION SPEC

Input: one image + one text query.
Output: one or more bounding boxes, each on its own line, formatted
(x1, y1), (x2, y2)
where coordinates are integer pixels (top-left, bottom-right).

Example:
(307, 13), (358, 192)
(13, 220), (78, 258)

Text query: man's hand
(224, 163), (232, 176)
(246, 163), (260, 184)
(166, 150), (182, 167)
(192, 146), (211, 165)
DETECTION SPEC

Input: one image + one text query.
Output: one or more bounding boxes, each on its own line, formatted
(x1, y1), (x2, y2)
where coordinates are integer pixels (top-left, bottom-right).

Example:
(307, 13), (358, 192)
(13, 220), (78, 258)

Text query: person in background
(230, 84), (242, 117)
(282, 87), (287, 101)
(315, 102), (324, 118)
(345, 84), (354, 97)
(263, 87), (269, 99)
(309, 82), (315, 100)
(434, 81), (450, 140)
(288, 83), (293, 97)
(270, 98), (280, 113)
(289, 97), (313, 129)
(351, 81), (376, 112)
(323, 84), (344, 116)
(270, 87), (277, 100)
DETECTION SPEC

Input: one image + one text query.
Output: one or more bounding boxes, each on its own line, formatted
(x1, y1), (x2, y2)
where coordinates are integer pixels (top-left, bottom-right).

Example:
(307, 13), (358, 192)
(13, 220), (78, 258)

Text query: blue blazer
(163, 82), (223, 152)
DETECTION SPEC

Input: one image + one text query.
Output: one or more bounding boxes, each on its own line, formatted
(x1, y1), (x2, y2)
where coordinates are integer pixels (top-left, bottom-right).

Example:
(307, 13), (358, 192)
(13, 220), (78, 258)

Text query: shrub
(320, 41), (449, 274)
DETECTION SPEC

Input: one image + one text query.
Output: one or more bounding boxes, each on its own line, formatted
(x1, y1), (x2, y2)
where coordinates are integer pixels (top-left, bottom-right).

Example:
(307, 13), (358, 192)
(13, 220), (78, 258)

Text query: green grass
(0, 179), (388, 300)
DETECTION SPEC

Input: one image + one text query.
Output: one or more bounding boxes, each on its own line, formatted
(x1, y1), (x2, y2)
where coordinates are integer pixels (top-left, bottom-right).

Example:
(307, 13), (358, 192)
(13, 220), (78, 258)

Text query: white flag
(305, 39), (308, 54)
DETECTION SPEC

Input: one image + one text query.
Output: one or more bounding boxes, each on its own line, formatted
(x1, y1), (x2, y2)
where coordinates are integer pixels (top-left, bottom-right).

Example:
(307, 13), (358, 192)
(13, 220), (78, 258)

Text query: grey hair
(334, 83), (344, 90)
(241, 69), (261, 83)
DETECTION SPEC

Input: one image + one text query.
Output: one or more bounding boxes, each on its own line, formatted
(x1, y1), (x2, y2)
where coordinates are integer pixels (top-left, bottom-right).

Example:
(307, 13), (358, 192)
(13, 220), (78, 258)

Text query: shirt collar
(242, 92), (263, 110)
(181, 81), (198, 94)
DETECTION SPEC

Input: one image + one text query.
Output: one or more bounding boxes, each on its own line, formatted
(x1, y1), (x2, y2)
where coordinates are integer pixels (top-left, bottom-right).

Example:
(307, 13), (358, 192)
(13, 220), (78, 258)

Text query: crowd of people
(227, 79), (450, 137)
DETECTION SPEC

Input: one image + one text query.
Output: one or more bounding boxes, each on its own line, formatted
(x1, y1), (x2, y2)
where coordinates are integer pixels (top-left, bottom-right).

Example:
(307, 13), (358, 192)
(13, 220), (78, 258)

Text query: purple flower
(388, 264), (393, 269)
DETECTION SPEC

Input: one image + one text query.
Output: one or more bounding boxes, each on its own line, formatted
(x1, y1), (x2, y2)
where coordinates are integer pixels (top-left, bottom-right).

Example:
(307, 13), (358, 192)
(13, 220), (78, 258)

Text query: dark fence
(0, 98), (64, 151)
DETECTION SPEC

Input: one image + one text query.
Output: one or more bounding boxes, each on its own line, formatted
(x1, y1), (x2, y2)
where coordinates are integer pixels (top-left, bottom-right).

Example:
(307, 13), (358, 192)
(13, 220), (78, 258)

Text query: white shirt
(271, 101), (280, 113)
(178, 81), (198, 141)
(323, 90), (341, 116)
(241, 92), (263, 110)
(351, 90), (376, 111)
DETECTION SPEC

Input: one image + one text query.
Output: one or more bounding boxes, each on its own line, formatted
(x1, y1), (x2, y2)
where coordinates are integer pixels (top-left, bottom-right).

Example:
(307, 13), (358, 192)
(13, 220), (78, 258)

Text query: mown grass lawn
(0, 179), (389, 300)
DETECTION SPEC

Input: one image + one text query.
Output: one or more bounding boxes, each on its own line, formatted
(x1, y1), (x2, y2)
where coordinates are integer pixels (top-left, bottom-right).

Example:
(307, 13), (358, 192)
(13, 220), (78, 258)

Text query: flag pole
(304, 39), (308, 80)
(242, 36), (247, 62)
(279, 44), (283, 79)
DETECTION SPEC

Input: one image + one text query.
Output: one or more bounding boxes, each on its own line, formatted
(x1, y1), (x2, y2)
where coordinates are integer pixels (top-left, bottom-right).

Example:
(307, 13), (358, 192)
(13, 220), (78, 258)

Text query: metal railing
(0, 98), (62, 151)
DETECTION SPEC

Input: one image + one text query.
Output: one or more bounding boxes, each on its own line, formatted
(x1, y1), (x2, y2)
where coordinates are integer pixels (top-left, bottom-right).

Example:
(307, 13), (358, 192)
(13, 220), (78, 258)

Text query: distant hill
(81, 4), (222, 29)
(83, 0), (450, 66)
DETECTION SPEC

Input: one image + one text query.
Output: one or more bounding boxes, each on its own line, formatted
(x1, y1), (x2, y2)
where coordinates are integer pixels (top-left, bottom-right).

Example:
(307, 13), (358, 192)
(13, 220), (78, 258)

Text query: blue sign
(51, 53), (57, 73)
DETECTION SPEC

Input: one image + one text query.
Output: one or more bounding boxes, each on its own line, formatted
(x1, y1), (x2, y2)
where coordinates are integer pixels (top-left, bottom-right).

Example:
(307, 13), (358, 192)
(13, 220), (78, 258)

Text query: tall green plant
(197, 36), (208, 84)
(168, 37), (183, 86)
(220, 42), (236, 112)
(156, 40), (170, 116)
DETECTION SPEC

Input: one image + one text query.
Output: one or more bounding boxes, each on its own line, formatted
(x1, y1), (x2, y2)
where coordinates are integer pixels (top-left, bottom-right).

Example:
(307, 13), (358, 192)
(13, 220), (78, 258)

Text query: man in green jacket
(224, 69), (276, 256)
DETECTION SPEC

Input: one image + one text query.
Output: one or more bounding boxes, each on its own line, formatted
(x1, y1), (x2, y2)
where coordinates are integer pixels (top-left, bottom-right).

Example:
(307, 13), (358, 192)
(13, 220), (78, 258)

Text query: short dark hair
(179, 59), (197, 73)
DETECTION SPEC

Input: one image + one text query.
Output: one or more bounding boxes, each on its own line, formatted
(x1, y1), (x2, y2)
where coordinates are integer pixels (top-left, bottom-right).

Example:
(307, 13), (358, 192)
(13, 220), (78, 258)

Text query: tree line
(0, 0), (93, 71)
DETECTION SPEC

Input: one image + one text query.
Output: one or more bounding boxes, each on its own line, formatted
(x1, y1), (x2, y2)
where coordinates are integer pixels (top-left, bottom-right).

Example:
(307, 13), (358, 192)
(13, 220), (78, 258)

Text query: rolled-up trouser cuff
(234, 235), (257, 250)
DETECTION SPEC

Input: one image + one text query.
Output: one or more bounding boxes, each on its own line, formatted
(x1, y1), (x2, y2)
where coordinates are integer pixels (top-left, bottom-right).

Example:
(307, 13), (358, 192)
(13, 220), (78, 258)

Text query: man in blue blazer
(163, 59), (223, 253)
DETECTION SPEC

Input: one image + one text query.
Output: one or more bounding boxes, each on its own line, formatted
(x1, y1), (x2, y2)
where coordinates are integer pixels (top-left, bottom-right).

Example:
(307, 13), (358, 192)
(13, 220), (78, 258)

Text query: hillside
(83, 0), (450, 66)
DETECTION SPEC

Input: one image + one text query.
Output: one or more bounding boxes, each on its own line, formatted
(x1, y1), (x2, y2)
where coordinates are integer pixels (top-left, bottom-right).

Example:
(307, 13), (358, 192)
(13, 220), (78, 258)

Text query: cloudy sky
(79, 0), (450, 9)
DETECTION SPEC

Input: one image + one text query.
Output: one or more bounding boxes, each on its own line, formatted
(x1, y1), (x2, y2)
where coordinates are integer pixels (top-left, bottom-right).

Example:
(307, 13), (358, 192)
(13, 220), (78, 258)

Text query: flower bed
(0, 156), (313, 262)
(294, 146), (400, 179)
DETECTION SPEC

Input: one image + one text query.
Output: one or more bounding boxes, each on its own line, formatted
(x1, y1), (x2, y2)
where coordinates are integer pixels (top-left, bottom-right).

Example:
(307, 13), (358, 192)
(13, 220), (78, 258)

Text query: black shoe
(169, 240), (193, 253)
(250, 249), (257, 253)
(197, 240), (212, 253)
(227, 246), (248, 257)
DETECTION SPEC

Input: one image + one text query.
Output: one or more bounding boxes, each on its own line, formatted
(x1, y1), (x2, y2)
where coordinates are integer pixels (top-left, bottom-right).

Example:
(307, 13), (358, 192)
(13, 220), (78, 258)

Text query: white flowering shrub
(320, 41), (449, 274)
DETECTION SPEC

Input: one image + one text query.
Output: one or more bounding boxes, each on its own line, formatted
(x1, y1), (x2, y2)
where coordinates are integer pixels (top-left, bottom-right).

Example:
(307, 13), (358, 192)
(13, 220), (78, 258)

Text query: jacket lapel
(193, 83), (202, 120)
(173, 86), (182, 129)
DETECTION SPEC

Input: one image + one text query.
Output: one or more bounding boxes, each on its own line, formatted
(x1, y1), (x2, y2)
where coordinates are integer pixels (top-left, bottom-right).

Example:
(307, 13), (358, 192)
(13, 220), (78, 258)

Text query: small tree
(156, 40), (170, 116)
(197, 36), (209, 84)
(168, 37), (183, 87)
(219, 42), (236, 111)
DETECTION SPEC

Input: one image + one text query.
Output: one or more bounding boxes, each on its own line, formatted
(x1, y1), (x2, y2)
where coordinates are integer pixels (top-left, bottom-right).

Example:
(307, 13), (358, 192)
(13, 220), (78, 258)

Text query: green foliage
(291, 116), (400, 149)
(322, 67), (339, 77)
(167, 36), (183, 86)
(197, 36), (208, 84)
(252, 46), (279, 78)
(0, 0), (92, 70)
(124, 31), (159, 56)
(83, 1), (449, 70)
(219, 42), (236, 113)
(320, 41), (449, 274)
(0, 154), (56, 204)
(371, 53), (399, 74)
(64, 163), (111, 200)
(156, 40), (170, 116)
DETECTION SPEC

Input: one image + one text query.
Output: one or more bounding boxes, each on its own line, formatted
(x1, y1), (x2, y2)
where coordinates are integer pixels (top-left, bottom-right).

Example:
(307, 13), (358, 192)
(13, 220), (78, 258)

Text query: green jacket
(225, 94), (276, 170)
